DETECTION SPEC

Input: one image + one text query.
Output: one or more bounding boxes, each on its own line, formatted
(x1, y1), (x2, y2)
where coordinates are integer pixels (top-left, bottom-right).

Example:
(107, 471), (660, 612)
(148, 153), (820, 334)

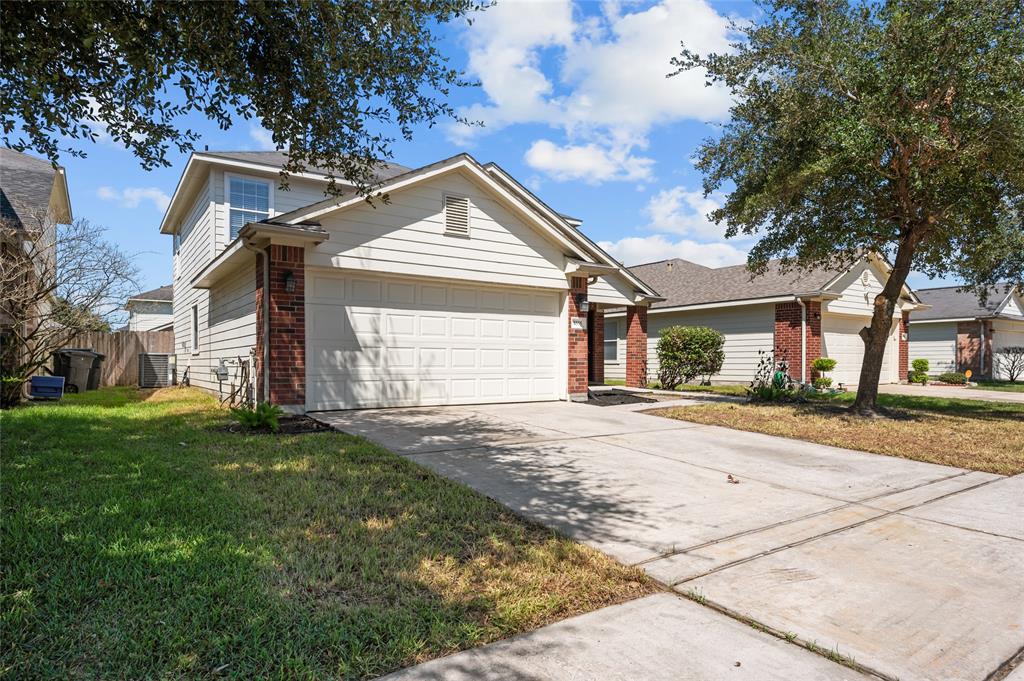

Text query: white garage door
(821, 314), (899, 386)
(993, 320), (1024, 380)
(306, 272), (562, 410)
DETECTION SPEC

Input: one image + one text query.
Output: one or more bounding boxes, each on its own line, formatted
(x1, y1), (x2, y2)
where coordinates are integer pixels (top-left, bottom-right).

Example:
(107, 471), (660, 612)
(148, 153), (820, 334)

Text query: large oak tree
(1, 0), (481, 194)
(674, 0), (1024, 414)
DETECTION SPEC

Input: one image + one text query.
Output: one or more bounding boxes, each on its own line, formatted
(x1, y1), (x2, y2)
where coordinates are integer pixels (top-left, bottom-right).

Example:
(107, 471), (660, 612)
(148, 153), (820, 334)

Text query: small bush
(812, 376), (833, 389)
(911, 358), (929, 374)
(747, 349), (803, 402)
(937, 371), (967, 385)
(909, 372), (928, 384)
(229, 402), (284, 432)
(811, 357), (837, 374)
(656, 326), (725, 390)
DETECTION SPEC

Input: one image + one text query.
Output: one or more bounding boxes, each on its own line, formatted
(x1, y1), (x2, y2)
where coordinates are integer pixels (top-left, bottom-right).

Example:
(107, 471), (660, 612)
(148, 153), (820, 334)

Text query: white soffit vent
(443, 194), (471, 237)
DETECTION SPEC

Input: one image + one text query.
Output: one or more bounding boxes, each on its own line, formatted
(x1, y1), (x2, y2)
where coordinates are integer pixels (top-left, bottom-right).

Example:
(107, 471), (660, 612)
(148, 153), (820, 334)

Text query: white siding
(306, 170), (569, 290)
(173, 174), (258, 398)
(824, 261), (887, 316)
(908, 322), (957, 375)
(605, 304), (775, 383)
(127, 301), (173, 331)
(588, 274), (635, 307)
(1000, 294), (1023, 318)
(993, 319), (1024, 380)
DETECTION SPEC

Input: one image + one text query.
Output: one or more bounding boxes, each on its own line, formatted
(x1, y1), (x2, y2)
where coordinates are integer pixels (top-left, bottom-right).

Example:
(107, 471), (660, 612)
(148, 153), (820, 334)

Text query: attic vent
(443, 195), (471, 237)
(861, 269), (871, 285)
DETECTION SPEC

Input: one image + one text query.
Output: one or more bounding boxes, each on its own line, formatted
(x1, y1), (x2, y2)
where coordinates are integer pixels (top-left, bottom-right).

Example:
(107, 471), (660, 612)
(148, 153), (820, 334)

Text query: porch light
(283, 270), (296, 293)
(576, 292), (590, 313)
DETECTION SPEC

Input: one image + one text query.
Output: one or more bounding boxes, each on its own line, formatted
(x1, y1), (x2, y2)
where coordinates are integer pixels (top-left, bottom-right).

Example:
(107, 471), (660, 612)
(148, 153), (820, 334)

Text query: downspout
(797, 298), (807, 383)
(243, 241), (270, 403)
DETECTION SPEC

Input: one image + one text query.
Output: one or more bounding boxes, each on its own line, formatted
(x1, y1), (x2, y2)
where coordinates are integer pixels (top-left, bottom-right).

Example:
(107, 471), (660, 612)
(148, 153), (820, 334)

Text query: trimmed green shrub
(812, 376), (833, 389)
(911, 358), (929, 374)
(937, 371), (968, 385)
(230, 402), (284, 432)
(656, 326), (726, 390)
(811, 357), (837, 374)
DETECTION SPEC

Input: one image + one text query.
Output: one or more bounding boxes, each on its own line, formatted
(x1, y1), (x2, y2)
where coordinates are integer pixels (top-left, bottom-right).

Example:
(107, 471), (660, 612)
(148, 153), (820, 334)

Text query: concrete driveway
(316, 400), (1024, 681)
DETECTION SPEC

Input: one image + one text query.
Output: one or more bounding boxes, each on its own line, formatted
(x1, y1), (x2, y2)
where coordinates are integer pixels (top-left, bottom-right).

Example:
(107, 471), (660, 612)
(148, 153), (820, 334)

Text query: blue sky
(48, 0), (958, 294)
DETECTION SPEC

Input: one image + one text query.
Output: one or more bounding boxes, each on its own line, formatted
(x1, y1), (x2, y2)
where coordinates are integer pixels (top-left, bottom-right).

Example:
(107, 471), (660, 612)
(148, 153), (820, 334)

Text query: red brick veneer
(625, 306), (648, 388)
(587, 307), (605, 385)
(899, 312), (910, 381)
(255, 245), (305, 406)
(774, 301), (821, 381)
(567, 276), (589, 398)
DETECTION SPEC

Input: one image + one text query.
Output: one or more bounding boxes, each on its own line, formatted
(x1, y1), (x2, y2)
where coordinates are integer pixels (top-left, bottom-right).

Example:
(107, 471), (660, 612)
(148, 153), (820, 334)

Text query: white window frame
(225, 172), (275, 242)
(190, 304), (199, 355)
(604, 320), (619, 363)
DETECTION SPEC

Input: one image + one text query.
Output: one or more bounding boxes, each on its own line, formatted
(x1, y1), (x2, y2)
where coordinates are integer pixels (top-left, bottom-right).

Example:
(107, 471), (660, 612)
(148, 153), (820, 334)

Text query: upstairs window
(228, 177), (271, 240)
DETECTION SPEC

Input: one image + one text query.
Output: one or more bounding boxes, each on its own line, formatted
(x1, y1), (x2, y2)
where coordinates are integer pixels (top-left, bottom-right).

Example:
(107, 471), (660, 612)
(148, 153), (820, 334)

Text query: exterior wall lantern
(575, 293), (590, 313)
(283, 270), (296, 293)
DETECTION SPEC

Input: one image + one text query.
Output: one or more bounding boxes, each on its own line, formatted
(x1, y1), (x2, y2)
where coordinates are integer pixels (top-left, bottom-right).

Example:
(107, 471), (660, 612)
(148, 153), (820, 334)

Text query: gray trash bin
(53, 349), (103, 393)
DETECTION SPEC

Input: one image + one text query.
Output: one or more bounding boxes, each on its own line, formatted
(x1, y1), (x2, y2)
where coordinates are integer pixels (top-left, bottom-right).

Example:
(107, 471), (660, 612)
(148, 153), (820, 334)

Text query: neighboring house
(160, 151), (660, 411)
(604, 255), (926, 387)
(0, 149), (73, 373)
(908, 285), (1024, 379)
(125, 285), (174, 332)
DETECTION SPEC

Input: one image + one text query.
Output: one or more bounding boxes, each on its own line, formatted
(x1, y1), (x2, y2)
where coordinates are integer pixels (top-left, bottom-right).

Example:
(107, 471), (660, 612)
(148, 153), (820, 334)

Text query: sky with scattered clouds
(42, 0), (957, 293)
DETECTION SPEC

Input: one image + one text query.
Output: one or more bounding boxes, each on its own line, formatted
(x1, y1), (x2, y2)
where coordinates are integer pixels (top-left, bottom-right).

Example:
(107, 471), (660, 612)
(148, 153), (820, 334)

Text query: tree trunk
(850, 237), (919, 415)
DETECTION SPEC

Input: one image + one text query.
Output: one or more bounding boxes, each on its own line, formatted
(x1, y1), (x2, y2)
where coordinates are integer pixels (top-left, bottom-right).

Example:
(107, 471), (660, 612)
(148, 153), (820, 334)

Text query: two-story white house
(125, 285), (174, 331)
(159, 151), (660, 411)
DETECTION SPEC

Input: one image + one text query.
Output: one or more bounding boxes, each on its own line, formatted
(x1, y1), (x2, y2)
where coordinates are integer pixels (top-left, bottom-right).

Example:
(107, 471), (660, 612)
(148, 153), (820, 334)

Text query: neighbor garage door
(821, 313), (900, 386)
(306, 272), (562, 410)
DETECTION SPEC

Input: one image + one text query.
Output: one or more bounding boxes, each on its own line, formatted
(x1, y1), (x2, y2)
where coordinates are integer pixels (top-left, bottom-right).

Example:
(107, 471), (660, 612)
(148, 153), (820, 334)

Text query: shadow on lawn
(2, 390), (650, 680)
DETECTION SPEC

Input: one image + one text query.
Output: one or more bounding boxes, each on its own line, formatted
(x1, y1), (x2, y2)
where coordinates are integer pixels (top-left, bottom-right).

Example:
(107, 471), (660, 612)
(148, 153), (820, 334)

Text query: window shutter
(444, 195), (471, 237)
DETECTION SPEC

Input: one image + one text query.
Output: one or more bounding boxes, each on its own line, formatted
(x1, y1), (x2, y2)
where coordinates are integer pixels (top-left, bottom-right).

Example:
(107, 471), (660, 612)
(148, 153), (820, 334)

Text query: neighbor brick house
(604, 255), (925, 387)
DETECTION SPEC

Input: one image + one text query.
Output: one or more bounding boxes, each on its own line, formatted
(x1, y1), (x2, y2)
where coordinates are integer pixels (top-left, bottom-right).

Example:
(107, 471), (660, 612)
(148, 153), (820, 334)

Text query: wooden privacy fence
(64, 330), (175, 386)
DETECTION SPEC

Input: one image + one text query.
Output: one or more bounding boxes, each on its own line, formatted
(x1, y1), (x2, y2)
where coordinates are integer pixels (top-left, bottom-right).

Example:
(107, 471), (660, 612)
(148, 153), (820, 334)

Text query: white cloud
(644, 185), (726, 240)
(454, 0), (735, 181)
(524, 139), (654, 183)
(598, 234), (747, 267)
(249, 124), (278, 151)
(97, 186), (171, 212)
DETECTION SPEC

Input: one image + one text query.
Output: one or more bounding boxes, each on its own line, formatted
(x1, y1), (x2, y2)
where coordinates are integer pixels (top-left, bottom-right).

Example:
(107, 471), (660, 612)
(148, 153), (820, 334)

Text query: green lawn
(1, 388), (651, 679)
(971, 380), (1024, 393)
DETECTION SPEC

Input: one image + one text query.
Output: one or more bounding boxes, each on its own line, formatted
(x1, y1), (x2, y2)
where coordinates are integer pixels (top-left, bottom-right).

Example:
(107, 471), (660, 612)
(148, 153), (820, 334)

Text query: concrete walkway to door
(315, 400), (1024, 681)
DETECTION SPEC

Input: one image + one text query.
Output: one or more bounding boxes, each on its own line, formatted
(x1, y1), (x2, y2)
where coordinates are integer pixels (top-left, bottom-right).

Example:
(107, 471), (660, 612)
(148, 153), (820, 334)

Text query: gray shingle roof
(0, 148), (60, 227)
(201, 150), (411, 183)
(630, 258), (848, 309)
(912, 285), (1019, 321)
(128, 285), (174, 303)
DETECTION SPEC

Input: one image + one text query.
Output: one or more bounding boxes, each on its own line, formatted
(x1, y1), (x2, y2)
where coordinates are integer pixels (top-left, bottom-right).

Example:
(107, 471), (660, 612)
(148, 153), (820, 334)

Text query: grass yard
(971, 380), (1024, 393)
(1, 388), (652, 679)
(654, 392), (1024, 475)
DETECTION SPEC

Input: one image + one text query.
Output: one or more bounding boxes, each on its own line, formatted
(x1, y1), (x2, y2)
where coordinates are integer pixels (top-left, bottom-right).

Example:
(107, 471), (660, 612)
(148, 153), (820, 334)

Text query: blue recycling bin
(29, 375), (65, 400)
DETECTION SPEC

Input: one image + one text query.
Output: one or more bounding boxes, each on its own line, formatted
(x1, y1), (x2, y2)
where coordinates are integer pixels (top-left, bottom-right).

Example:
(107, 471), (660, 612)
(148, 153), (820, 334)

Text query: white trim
(194, 154), (355, 184)
(225, 172), (275, 242)
(190, 304), (199, 355)
(605, 295), (798, 318)
(908, 317), (978, 324)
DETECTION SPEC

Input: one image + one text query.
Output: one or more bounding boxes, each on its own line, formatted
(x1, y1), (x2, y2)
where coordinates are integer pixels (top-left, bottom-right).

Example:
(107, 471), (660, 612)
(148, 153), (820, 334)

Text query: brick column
(625, 305), (648, 388)
(587, 307), (605, 385)
(774, 301), (821, 382)
(567, 276), (589, 400)
(899, 311), (910, 381)
(255, 245), (305, 408)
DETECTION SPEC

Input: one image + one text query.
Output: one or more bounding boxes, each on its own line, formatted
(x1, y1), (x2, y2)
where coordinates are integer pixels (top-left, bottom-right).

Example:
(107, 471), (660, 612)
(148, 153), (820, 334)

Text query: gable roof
(200, 150), (411, 182)
(631, 258), (848, 309)
(0, 148), (72, 227)
(912, 284), (1021, 321)
(269, 153), (662, 301)
(128, 285), (174, 304)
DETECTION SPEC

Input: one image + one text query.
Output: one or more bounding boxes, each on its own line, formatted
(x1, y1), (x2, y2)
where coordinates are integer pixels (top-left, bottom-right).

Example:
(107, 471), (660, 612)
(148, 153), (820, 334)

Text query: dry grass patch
(655, 400), (1024, 475)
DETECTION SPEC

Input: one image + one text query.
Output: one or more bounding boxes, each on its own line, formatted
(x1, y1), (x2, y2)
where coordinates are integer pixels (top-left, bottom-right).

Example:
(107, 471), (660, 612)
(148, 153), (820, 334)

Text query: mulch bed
(214, 415), (334, 435)
(587, 390), (680, 407)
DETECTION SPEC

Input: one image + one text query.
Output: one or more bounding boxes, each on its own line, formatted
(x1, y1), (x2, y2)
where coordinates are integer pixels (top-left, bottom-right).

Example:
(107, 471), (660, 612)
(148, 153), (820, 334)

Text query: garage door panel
(822, 313), (899, 385)
(307, 272), (562, 410)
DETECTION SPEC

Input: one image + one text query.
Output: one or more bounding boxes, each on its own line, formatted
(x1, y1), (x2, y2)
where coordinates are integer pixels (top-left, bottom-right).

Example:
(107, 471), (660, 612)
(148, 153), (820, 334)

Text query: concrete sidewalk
(879, 382), (1024, 403)
(317, 400), (1024, 681)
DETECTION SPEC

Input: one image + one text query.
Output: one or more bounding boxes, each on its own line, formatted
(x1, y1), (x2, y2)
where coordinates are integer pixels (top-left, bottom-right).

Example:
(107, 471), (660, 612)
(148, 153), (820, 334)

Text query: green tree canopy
(1, 0), (481, 194)
(674, 0), (1024, 413)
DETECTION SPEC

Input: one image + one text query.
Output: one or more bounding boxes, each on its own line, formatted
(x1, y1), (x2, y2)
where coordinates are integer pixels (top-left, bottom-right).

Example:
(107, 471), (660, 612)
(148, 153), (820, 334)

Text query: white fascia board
(283, 157), (590, 260)
(604, 295), (798, 318)
(994, 287), (1021, 315)
(482, 164), (660, 299)
(159, 154), (200, 234)
(908, 317), (977, 324)
(191, 153), (351, 185)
